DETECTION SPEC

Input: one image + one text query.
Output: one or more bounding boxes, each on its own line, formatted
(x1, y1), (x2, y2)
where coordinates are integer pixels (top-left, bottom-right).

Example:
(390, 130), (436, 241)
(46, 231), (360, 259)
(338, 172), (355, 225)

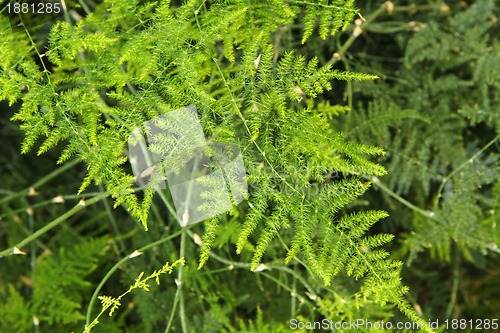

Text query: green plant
(1, 0), (498, 332)
(85, 257), (185, 332)
(327, 0), (499, 325)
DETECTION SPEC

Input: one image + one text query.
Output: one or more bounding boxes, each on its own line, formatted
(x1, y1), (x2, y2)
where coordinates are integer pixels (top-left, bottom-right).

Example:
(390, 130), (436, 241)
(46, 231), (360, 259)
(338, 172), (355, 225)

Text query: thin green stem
(85, 225), (195, 328)
(325, 3), (388, 67)
(370, 136), (498, 224)
(260, 272), (309, 307)
(157, 190), (188, 333)
(76, 0), (93, 15)
(0, 205), (50, 252)
(165, 287), (180, 333)
(212, 58), (305, 200)
(325, 3), (439, 67)
(0, 192), (109, 258)
(178, 232), (188, 333)
(26, 198), (39, 333)
(0, 191), (115, 219)
(291, 263), (297, 317)
(164, 231), (189, 333)
(433, 135), (499, 210)
(99, 184), (128, 255)
(445, 245), (460, 318)
(155, 188), (180, 223)
(371, 176), (439, 221)
(0, 158), (80, 205)
(344, 58), (353, 109)
(153, 184), (193, 333)
(185, 230), (317, 295)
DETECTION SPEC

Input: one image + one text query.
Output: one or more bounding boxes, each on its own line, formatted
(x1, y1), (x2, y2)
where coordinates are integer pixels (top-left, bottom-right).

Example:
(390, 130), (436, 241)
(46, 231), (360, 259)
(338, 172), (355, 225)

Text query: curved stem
(433, 135), (498, 210)
(85, 225), (195, 328)
(164, 288), (179, 333)
(371, 176), (439, 221)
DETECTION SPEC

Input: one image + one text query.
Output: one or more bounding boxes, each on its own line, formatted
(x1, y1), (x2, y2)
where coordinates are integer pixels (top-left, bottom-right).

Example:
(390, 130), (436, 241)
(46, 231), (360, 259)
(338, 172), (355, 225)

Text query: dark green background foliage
(0, 0), (498, 332)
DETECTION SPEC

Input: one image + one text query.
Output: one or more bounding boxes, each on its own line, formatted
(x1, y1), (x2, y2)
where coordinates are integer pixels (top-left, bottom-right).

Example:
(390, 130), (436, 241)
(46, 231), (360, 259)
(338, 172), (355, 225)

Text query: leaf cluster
(4, 0), (497, 332)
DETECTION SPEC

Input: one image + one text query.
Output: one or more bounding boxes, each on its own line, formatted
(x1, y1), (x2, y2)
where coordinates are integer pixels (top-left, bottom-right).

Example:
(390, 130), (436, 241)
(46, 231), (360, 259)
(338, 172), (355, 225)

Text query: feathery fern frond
(0, 285), (32, 333)
(85, 258), (185, 333)
(298, 0), (357, 43)
(0, 0), (433, 329)
(33, 237), (109, 325)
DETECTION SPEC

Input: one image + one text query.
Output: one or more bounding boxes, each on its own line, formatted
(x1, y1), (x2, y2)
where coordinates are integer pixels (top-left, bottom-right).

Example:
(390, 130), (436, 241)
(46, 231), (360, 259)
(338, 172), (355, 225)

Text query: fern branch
(85, 226), (193, 327)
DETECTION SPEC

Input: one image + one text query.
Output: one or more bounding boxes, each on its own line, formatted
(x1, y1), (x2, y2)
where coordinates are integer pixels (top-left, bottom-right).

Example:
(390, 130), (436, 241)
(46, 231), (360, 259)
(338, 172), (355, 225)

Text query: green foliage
(335, 0), (499, 264)
(300, 0), (357, 43)
(327, 0), (499, 324)
(0, 235), (108, 332)
(0, 285), (33, 333)
(33, 237), (109, 325)
(2, 0), (363, 230)
(1, 0), (498, 332)
(85, 258), (185, 332)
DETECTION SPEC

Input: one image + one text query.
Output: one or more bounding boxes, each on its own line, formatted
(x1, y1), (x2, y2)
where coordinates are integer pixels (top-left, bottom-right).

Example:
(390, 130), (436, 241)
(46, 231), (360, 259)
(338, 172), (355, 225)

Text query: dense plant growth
(0, 0), (498, 332)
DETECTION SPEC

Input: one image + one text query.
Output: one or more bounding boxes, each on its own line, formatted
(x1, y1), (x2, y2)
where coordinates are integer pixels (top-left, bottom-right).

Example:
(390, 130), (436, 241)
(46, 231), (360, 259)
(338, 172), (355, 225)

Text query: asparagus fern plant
(3, 0), (497, 332)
